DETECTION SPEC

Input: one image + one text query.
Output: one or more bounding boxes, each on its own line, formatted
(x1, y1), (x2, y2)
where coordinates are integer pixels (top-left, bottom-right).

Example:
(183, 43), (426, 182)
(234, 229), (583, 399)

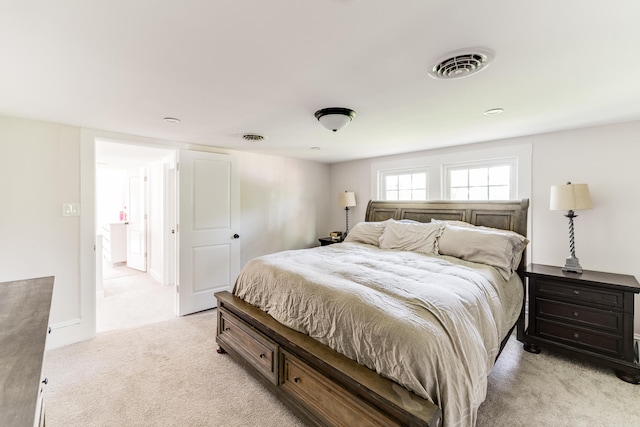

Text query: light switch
(62, 203), (80, 216)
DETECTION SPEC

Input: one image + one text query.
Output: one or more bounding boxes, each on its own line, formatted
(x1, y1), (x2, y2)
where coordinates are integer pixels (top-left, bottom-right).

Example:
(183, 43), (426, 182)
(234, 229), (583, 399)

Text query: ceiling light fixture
(314, 107), (356, 132)
(163, 117), (180, 123)
(484, 108), (504, 115)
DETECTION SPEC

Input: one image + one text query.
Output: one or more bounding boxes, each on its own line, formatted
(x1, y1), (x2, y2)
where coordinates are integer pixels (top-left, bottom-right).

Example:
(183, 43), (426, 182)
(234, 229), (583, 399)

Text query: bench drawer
(218, 308), (277, 384)
(280, 349), (399, 427)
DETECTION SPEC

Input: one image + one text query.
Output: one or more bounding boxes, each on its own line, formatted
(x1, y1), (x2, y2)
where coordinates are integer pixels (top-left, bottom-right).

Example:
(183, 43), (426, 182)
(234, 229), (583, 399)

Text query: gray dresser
(0, 276), (54, 427)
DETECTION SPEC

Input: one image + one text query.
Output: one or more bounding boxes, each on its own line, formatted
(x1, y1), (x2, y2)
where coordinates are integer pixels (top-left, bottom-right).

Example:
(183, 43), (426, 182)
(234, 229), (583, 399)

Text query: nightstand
(519, 263), (640, 383)
(318, 237), (340, 246)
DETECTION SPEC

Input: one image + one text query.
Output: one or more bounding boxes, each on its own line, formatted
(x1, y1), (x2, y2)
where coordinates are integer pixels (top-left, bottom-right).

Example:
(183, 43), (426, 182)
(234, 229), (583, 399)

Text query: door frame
(93, 136), (178, 333)
(49, 128), (232, 348)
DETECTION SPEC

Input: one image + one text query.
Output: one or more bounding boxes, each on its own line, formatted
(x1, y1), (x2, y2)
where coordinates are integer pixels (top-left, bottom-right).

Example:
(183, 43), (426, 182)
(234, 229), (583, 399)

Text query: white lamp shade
(550, 183), (592, 211)
(338, 191), (356, 207)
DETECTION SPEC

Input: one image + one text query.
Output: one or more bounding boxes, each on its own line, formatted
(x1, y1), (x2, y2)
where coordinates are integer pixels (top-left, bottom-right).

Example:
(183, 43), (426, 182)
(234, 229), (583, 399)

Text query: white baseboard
(46, 318), (94, 350)
(149, 268), (163, 283)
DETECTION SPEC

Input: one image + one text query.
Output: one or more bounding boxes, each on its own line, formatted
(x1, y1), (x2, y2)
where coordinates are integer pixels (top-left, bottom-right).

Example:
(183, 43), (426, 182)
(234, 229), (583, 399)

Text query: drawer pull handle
(573, 290), (580, 296)
(42, 378), (48, 385)
(573, 332), (580, 339)
(259, 353), (265, 359)
(293, 377), (301, 383)
(224, 327), (230, 331)
(573, 312), (579, 317)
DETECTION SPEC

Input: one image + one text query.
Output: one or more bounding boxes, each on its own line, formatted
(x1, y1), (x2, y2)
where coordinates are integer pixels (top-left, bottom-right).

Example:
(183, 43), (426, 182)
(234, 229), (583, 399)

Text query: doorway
(95, 140), (177, 332)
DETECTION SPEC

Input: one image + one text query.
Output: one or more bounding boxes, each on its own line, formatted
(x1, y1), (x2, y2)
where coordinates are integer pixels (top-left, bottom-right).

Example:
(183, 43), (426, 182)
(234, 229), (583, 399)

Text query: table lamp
(338, 191), (356, 236)
(550, 182), (592, 273)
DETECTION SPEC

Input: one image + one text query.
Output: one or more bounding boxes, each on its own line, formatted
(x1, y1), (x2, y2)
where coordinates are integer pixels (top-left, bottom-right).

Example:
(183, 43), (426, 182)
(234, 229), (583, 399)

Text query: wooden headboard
(365, 199), (529, 238)
(365, 199), (530, 279)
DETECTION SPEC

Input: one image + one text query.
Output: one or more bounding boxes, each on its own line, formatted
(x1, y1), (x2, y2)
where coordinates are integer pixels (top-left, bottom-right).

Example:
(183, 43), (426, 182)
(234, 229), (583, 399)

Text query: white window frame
(371, 144), (531, 203)
(378, 167), (429, 201)
(442, 157), (518, 201)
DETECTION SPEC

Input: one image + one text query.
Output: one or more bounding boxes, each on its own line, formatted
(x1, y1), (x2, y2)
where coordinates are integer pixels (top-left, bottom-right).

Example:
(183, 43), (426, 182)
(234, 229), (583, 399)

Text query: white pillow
(437, 224), (528, 280)
(378, 220), (443, 255)
(343, 220), (389, 246)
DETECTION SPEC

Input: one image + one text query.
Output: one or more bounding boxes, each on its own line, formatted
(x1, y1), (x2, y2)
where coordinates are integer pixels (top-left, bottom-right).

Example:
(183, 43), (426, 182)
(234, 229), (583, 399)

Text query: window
(380, 168), (428, 201)
(371, 145), (529, 203)
(444, 158), (516, 201)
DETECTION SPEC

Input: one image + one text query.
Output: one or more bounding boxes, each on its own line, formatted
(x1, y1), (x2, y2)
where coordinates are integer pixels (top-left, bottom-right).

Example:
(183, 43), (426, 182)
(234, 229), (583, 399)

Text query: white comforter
(233, 242), (523, 427)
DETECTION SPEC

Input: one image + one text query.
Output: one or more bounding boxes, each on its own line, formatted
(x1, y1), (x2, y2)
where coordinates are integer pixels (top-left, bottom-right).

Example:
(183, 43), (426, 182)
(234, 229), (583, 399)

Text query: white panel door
(127, 174), (147, 271)
(177, 150), (240, 316)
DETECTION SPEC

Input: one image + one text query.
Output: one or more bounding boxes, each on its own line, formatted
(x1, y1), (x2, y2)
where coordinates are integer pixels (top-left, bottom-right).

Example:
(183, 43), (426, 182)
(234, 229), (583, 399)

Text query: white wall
(3, 111), (638, 345)
(0, 117), (82, 331)
(95, 166), (127, 229)
(239, 151), (331, 264)
(330, 120), (640, 333)
(330, 142), (530, 229)
(0, 115), (331, 348)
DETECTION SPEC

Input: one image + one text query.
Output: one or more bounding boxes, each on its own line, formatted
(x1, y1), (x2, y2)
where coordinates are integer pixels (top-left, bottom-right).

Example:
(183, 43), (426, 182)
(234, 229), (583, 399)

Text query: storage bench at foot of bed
(215, 291), (442, 427)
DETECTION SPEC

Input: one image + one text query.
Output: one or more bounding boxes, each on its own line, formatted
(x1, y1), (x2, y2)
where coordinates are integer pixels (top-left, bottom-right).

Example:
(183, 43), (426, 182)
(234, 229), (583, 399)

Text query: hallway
(97, 261), (175, 333)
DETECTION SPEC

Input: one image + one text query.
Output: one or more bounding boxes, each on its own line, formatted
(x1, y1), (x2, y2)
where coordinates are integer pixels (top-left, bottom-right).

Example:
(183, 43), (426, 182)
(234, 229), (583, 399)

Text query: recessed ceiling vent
(428, 48), (494, 80)
(242, 133), (265, 142)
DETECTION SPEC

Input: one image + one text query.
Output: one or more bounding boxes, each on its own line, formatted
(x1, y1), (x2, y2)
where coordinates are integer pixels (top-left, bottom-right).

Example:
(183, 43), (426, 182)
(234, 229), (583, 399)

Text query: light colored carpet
(44, 310), (305, 427)
(477, 334), (640, 426)
(44, 310), (640, 426)
(97, 262), (175, 333)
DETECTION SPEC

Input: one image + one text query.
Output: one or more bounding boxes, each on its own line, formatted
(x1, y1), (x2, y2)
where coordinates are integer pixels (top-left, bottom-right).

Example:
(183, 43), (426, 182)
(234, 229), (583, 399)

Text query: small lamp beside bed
(338, 191), (357, 237)
(550, 182), (592, 274)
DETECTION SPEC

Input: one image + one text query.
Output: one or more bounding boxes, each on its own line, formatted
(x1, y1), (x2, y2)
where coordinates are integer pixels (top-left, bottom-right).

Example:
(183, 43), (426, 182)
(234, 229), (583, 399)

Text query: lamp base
(562, 256), (583, 274)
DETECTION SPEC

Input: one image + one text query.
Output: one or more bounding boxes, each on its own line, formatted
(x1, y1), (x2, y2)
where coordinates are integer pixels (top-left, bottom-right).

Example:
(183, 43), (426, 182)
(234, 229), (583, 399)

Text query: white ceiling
(2, 1), (639, 164)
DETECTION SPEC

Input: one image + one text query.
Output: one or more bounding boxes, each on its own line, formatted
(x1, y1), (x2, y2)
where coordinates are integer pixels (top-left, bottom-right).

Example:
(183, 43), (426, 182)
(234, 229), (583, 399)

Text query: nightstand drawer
(537, 319), (623, 357)
(537, 280), (624, 308)
(536, 298), (623, 333)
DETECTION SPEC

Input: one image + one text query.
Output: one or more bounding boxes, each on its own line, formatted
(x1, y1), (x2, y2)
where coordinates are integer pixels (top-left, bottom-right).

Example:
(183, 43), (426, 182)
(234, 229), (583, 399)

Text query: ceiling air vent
(242, 133), (265, 142)
(428, 48), (494, 80)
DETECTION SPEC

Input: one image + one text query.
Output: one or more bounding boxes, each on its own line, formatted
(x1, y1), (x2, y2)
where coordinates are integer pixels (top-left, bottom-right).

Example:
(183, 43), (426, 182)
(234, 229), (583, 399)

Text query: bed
(215, 199), (529, 427)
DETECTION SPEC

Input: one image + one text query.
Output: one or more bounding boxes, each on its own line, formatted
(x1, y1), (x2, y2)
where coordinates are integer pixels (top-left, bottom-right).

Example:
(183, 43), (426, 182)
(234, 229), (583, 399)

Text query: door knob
(233, 234), (240, 239)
